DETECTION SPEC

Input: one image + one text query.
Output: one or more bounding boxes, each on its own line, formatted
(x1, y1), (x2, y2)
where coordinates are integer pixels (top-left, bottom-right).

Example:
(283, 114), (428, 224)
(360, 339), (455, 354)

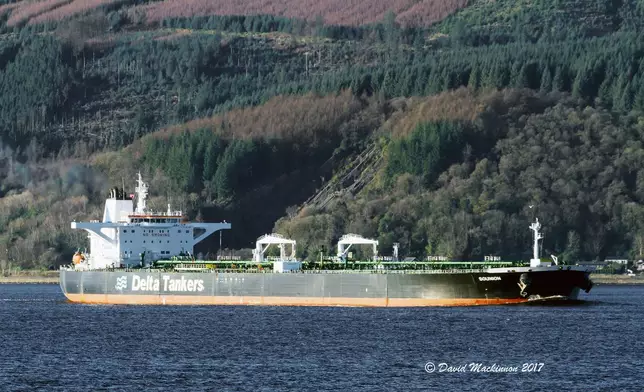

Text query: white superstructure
(337, 234), (378, 261)
(71, 172), (230, 269)
(252, 233), (300, 272)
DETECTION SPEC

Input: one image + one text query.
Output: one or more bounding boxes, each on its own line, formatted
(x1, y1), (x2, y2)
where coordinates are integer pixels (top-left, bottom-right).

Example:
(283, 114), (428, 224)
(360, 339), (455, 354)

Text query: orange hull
(64, 293), (530, 307)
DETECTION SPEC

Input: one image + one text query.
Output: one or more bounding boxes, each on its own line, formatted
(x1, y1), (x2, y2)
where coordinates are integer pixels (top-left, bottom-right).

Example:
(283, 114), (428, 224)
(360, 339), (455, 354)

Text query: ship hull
(59, 268), (593, 306)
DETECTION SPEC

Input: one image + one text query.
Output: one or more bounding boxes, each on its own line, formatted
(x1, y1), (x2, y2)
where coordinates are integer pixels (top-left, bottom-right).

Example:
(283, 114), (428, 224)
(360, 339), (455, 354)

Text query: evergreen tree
(540, 67), (553, 92)
(562, 231), (581, 264)
(468, 65), (481, 90)
(552, 67), (565, 92)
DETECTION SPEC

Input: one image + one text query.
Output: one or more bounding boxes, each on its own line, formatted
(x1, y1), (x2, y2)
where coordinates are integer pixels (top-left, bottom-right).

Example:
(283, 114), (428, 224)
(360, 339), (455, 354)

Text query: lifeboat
(72, 252), (85, 264)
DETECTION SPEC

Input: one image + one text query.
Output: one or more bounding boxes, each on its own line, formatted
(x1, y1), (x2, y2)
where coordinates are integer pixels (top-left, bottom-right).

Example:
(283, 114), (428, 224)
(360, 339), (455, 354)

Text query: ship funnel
(135, 172), (148, 214)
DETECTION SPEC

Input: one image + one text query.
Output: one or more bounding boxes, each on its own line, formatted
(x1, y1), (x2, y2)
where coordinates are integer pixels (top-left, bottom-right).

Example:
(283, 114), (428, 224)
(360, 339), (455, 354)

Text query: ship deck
(61, 265), (594, 274)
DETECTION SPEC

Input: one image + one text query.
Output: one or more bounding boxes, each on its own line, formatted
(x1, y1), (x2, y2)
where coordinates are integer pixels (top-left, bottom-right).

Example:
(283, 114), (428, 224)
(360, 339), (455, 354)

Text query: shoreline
(0, 272), (59, 284)
(590, 274), (644, 285)
(1, 272), (643, 285)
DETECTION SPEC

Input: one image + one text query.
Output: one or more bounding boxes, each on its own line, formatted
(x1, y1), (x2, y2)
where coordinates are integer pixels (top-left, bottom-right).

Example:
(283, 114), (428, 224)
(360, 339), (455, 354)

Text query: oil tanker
(60, 173), (594, 306)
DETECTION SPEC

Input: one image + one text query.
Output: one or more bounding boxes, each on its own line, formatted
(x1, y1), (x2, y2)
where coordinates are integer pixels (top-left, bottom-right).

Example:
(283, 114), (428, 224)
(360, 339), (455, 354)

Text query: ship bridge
(70, 172), (230, 269)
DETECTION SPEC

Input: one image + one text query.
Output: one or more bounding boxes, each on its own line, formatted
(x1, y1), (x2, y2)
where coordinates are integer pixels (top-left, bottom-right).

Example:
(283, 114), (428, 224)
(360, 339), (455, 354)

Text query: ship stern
(59, 269), (82, 303)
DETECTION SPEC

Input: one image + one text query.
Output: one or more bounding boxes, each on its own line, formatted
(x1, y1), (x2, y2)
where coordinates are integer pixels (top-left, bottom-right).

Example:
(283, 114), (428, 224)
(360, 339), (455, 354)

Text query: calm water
(0, 284), (642, 391)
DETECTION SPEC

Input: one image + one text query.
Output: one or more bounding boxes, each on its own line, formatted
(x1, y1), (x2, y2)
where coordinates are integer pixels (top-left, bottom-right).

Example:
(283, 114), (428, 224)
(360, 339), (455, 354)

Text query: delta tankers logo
(114, 275), (205, 292)
(115, 276), (128, 290)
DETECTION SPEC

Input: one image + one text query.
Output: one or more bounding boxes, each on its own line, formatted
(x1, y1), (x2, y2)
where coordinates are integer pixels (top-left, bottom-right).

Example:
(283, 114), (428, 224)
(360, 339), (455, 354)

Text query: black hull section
(60, 269), (593, 306)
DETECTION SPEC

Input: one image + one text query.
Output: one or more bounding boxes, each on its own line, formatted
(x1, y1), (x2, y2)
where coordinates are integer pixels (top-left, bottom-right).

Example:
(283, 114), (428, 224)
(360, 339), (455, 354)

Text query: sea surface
(0, 284), (642, 391)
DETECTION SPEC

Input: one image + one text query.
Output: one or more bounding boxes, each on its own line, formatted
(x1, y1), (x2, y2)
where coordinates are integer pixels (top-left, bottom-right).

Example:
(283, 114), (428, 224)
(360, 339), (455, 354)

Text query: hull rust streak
(64, 293), (531, 307)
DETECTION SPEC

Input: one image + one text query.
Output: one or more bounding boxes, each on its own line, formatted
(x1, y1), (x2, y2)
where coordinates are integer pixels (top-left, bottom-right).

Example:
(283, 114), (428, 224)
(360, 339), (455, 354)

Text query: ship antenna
(529, 218), (544, 267)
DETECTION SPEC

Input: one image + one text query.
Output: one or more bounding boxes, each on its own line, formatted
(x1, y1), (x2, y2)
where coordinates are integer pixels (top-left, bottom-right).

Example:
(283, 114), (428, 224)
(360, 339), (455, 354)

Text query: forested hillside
(277, 89), (644, 262)
(2, 0), (644, 268)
